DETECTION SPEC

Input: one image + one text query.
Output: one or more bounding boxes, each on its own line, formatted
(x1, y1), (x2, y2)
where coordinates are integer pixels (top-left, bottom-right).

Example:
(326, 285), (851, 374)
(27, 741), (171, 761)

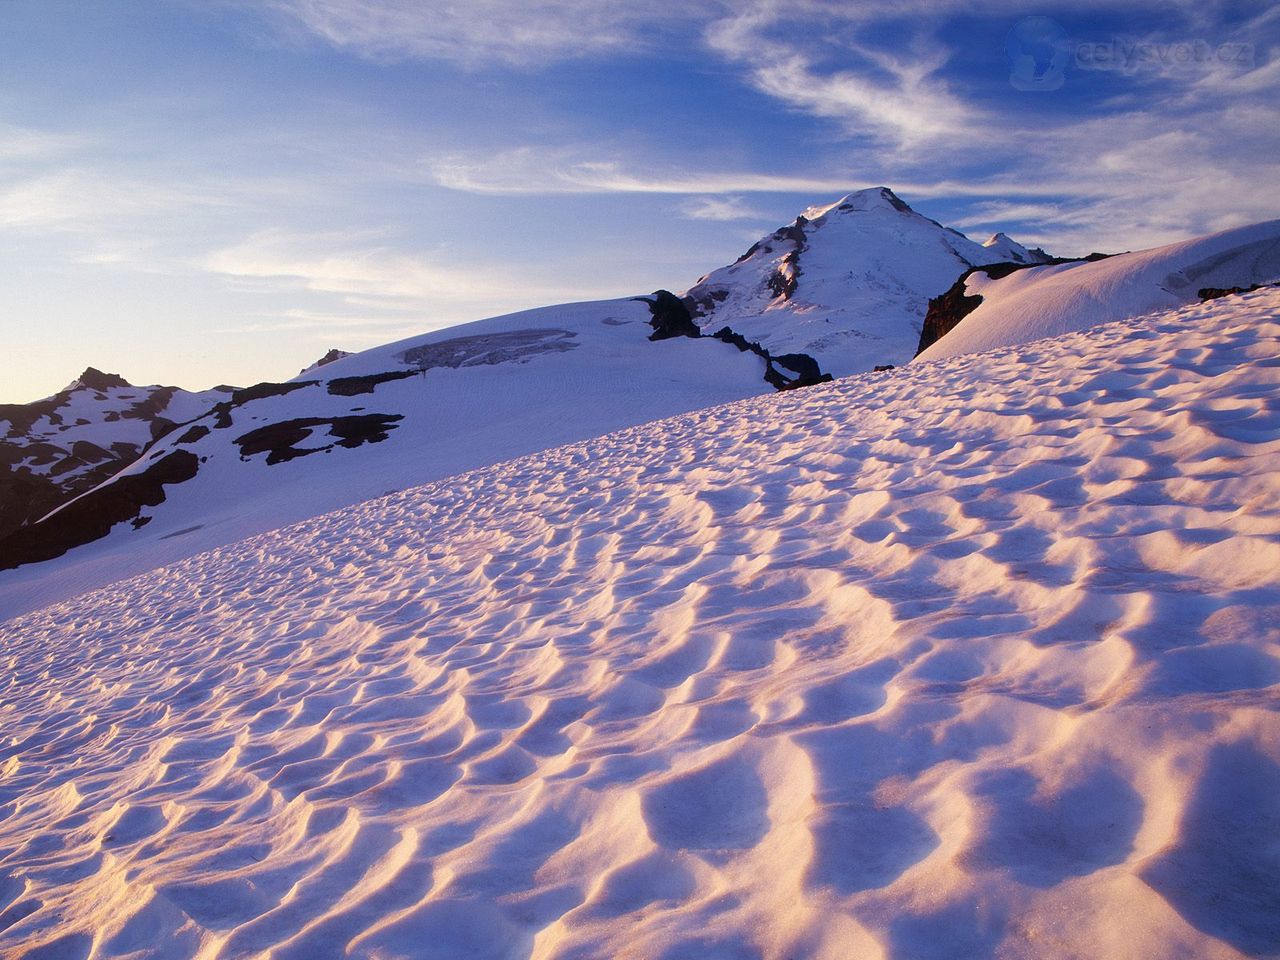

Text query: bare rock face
(234, 415), (404, 465)
(1199, 283), (1277, 302)
(636, 291), (702, 341)
(0, 450), (200, 571)
(637, 290), (832, 391)
(915, 266), (1013, 358)
(73, 367), (132, 392)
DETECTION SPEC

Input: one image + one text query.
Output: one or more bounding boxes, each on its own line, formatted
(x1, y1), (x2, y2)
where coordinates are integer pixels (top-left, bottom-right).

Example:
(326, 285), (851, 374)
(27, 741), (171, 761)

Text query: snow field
(1, 289), (1278, 959)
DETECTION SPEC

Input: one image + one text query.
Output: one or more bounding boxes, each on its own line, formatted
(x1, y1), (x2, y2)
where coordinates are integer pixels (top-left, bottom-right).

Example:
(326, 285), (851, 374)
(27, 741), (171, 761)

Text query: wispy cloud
(428, 149), (885, 196)
(679, 195), (771, 222)
(704, 2), (978, 150)
(0, 169), (213, 230)
(0, 122), (87, 163)
(203, 228), (631, 320)
(425, 145), (1113, 203)
(210, 308), (425, 339)
(263, 0), (715, 66)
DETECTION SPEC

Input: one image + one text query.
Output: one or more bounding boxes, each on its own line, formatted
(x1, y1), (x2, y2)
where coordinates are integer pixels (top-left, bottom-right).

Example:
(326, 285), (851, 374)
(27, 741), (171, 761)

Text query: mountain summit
(69, 367), (132, 392)
(681, 187), (1039, 376)
(982, 231), (1053, 265)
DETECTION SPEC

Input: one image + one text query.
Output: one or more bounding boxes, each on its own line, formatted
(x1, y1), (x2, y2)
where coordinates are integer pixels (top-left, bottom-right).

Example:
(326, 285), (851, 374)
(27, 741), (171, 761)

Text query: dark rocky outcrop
(709, 327), (833, 391)
(1198, 283), (1276, 302)
(0, 374), (221, 543)
(0, 450), (200, 571)
(205, 380), (321, 430)
(707, 217), (812, 310)
(300, 348), (353, 375)
(230, 381), (316, 406)
(635, 289), (831, 391)
(175, 425), (211, 445)
(915, 270), (990, 357)
(327, 371), (417, 397)
(234, 415), (404, 465)
(0, 395), (64, 438)
(683, 287), (729, 319)
(74, 367), (131, 392)
(69, 440), (114, 464)
(875, 187), (914, 214)
(764, 221), (808, 302)
(0, 470), (66, 544)
(635, 291), (702, 341)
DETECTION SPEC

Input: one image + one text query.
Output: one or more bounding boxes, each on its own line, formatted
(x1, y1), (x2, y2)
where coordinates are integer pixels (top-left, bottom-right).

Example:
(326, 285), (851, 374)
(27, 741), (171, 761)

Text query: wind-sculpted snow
(2, 290), (1279, 958)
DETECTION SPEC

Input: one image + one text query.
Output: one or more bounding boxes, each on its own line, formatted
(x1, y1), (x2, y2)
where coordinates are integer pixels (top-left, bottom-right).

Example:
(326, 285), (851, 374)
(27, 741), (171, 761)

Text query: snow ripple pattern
(2, 290), (1279, 959)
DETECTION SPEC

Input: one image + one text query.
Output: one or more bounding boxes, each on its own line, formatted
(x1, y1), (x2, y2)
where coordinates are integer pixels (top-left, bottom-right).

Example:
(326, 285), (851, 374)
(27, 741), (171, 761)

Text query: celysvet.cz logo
(1077, 38), (1255, 74)
(1008, 16), (1256, 91)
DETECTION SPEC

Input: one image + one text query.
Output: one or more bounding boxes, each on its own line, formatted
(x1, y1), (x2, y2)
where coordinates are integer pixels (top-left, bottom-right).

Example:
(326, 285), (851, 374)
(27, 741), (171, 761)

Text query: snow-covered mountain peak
(682, 189), (1037, 376)
(0, 370), (238, 548)
(982, 231), (1053, 265)
(800, 185), (913, 220)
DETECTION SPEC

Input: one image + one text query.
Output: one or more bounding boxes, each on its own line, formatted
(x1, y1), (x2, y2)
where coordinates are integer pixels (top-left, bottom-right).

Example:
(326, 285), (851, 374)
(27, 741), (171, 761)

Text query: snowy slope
(682, 187), (1036, 376)
(917, 218), (1280, 362)
(1, 288), (1277, 959)
(0, 297), (767, 619)
(0, 190), (1044, 612)
(0, 369), (233, 540)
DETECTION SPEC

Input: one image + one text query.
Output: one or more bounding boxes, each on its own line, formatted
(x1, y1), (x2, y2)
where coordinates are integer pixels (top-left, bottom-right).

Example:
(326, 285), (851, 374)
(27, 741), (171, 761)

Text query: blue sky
(2, 0), (1277, 401)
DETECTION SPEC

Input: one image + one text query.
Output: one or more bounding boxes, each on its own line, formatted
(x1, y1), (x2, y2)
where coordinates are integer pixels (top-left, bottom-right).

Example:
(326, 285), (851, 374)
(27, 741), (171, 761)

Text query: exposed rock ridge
(637, 291), (832, 391)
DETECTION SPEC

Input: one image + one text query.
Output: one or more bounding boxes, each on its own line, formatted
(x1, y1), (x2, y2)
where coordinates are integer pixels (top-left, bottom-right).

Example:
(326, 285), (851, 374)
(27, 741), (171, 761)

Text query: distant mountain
(0, 369), (234, 543)
(0, 299), (769, 613)
(0, 190), (1060, 614)
(681, 187), (1044, 376)
(916, 219), (1280, 362)
(982, 231), (1053, 265)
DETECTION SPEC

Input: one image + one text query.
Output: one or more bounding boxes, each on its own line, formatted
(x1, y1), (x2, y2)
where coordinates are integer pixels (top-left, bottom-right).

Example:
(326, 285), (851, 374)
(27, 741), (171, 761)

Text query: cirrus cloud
(263, 0), (718, 65)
